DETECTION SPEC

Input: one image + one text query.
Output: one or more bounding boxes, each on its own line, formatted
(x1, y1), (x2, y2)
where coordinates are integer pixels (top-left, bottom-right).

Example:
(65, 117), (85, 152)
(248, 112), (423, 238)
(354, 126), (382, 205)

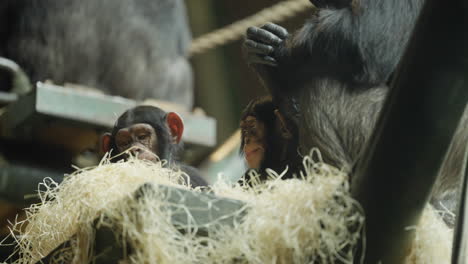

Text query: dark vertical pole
(452, 149), (468, 264)
(351, 0), (468, 263)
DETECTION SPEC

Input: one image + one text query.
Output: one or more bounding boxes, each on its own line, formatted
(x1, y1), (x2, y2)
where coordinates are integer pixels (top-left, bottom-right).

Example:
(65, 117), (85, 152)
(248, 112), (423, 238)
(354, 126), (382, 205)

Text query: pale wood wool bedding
(6, 151), (453, 264)
(406, 206), (453, 263)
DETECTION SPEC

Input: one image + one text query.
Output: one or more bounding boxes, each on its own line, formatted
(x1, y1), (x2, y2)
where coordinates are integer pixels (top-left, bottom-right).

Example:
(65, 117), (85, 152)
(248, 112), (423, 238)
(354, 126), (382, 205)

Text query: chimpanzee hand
(244, 23), (289, 67)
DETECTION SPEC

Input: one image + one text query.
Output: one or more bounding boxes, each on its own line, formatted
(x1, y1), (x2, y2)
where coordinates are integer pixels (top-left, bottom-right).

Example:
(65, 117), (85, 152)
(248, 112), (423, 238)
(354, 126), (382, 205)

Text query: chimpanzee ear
(166, 112), (184, 144)
(274, 109), (293, 139)
(101, 133), (113, 154)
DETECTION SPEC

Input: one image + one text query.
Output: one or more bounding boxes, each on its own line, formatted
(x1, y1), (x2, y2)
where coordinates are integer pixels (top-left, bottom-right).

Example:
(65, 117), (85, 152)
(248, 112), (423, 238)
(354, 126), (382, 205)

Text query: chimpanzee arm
(310, 0), (351, 9)
(244, 0), (424, 96)
(178, 164), (209, 188)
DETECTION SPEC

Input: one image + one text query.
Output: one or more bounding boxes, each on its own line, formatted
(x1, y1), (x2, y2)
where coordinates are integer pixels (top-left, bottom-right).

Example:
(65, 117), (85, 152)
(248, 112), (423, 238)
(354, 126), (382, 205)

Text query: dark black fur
(109, 106), (208, 187)
(0, 0), (193, 107)
(244, 0), (467, 224)
(239, 97), (302, 181)
(275, 0), (424, 87)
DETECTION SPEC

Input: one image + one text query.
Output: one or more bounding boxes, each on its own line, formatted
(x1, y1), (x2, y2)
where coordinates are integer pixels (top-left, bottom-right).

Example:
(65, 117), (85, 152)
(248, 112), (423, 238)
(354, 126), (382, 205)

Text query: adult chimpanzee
(101, 106), (208, 188)
(243, 0), (468, 225)
(0, 0), (194, 108)
(239, 96), (302, 182)
(243, 0), (427, 170)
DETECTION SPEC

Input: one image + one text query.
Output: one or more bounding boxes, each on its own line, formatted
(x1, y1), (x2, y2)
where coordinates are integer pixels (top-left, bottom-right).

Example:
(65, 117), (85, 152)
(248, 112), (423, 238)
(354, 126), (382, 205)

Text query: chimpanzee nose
(130, 147), (142, 156)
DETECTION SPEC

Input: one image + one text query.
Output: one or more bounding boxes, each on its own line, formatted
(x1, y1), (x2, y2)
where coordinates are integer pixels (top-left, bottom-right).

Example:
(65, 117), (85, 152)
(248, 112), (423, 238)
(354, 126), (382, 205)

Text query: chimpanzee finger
(261, 23), (289, 40)
(247, 53), (278, 66)
(246, 26), (283, 46)
(244, 39), (274, 55)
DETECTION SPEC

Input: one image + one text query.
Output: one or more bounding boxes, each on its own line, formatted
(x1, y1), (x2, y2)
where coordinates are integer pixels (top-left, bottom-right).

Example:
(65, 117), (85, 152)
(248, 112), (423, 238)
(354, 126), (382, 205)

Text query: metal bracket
(0, 82), (216, 147)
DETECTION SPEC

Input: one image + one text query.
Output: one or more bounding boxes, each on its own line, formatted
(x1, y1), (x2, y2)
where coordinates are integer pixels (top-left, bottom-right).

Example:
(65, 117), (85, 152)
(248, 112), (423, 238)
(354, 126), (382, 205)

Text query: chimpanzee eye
(137, 134), (148, 140)
(117, 140), (132, 151)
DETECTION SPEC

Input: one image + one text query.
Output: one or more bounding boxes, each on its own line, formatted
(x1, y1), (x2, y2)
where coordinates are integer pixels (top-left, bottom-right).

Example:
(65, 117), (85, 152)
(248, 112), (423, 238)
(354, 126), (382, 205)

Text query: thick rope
(189, 0), (314, 57)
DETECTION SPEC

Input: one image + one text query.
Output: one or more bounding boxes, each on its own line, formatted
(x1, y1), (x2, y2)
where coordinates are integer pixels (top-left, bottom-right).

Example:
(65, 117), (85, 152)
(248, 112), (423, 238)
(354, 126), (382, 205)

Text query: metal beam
(0, 82), (216, 147)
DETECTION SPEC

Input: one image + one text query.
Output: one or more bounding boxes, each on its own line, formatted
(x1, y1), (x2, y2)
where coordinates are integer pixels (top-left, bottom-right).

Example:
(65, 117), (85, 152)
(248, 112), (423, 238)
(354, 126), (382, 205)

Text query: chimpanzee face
(240, 116), (266, 169)
(114, 123), (158, 162)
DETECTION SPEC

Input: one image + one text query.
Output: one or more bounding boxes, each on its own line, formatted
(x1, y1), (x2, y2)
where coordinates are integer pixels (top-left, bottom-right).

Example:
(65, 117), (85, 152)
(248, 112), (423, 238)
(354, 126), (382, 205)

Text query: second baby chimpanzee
(239, 96), (302, 182)
(101, 106), (208, 188)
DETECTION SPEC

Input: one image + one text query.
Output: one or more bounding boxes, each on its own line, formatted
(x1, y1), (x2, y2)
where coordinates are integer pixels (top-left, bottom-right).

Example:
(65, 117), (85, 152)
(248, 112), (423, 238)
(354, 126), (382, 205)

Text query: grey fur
(298, 79), (387, 171)
(297, 78), (468, 226)
(1, 0), (193, 107)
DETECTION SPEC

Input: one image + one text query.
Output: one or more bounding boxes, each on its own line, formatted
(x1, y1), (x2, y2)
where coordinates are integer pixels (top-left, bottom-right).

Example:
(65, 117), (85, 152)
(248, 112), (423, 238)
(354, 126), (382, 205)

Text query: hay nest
(5, 151), (452, 264)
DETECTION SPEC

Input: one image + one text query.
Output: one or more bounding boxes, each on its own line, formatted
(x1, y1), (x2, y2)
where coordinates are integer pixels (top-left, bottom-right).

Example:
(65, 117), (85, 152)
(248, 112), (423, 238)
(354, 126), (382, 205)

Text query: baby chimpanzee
(239, 97), (302, 182)
(101, 105), (208, 187)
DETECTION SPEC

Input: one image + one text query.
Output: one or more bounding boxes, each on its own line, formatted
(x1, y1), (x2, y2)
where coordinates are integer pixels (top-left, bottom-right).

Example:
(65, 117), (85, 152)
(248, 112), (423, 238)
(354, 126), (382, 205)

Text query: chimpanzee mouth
(245, 147), (262, 159)
(120, 148), (158, 163)
(135, 153), (158, 163)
